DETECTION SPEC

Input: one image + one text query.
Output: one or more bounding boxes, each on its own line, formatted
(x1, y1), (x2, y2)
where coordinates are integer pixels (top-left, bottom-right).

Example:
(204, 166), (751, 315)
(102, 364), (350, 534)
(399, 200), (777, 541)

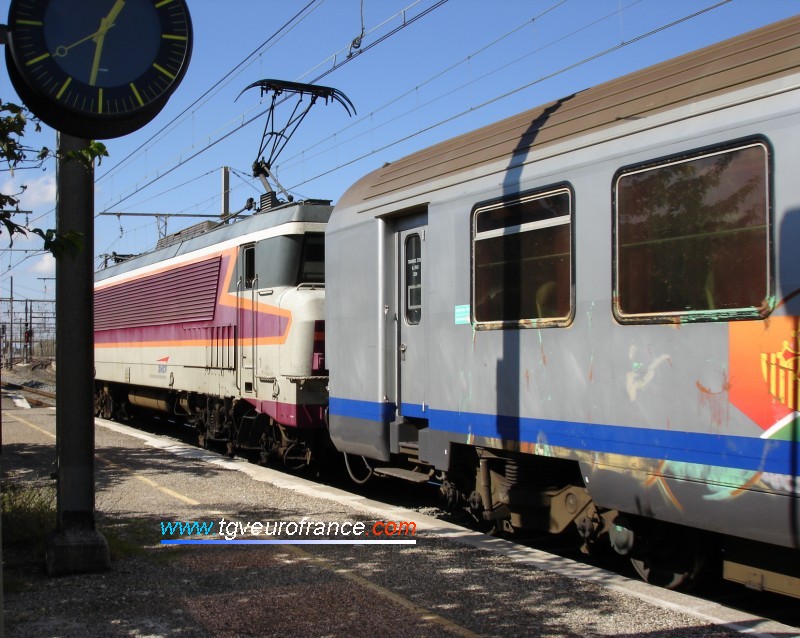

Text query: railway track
(1, 381), (56, 407)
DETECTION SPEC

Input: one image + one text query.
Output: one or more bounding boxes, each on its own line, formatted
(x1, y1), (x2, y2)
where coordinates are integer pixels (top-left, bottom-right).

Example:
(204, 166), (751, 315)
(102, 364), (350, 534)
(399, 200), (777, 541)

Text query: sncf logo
(157, 356), (170, 374)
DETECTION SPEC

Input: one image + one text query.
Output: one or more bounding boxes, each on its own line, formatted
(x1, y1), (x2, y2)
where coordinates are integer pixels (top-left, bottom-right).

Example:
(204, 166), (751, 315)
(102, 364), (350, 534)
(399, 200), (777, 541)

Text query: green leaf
(30, 228), (84, 259)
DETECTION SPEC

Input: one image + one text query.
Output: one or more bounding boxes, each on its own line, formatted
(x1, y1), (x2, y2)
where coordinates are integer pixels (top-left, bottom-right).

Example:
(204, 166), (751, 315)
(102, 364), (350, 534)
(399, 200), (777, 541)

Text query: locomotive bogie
(326, 17), (800, 594)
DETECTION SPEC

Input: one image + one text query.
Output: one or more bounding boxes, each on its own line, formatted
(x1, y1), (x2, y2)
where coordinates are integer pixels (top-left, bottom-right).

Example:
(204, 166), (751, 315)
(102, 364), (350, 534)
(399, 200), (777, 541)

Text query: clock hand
(54, 0), (127, 60)
(89, 0), (127, 86)
(54, 31), (101, 58)
(88, 33), (108, 86)
(98, 0), (127, 32)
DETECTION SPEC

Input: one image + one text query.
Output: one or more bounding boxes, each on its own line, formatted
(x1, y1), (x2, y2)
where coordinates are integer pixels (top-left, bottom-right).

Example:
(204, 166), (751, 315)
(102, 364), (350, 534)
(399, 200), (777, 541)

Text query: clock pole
(46, 132), (110, 574)
(4, 0), (193, 577)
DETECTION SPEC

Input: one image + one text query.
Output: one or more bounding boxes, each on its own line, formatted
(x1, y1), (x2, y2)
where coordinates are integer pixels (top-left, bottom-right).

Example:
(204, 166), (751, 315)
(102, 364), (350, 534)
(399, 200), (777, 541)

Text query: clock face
(6, 0), (192, 138)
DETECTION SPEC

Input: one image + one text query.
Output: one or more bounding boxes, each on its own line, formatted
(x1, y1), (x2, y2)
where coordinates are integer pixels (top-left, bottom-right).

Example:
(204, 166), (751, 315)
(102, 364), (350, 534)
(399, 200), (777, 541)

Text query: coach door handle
(399, 343), (407, 361)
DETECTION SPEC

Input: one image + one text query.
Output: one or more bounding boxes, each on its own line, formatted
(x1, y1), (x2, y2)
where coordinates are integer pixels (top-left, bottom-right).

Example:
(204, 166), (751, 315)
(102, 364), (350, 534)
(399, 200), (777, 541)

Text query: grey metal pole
(8, 276), (12, 369)
(46, 132), (109, 574)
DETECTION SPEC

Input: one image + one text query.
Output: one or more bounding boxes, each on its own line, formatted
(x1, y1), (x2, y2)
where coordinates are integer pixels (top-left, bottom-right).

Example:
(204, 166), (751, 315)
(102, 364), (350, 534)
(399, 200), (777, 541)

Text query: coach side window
(614, 141), (770, 322)
(472, 186), (573, 327)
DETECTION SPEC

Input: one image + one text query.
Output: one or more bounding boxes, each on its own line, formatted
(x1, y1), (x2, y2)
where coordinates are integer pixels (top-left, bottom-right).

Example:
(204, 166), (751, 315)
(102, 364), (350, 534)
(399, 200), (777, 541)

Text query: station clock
(5, 0), (193, 138)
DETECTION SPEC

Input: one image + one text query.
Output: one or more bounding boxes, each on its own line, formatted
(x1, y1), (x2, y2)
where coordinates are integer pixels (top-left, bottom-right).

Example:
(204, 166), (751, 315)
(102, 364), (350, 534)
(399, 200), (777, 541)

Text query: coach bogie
(477, 452), (602, 540)
(434, 445), (610, 546)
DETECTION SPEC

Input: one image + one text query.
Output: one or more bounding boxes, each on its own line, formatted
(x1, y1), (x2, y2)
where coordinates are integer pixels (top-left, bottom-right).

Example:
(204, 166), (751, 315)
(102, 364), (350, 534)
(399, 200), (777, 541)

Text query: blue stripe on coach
(330, 397), (799, 476)
(329, 397), (397, 422)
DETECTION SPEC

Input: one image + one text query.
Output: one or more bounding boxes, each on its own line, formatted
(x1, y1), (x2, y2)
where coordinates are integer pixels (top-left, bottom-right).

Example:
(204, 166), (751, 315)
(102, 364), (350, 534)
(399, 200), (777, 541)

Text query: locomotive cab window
(242, 245), (256, 289)
(472, 186), (573, 328)
(614, 141), (771, 322)
(299, 233), (325, 284)
(252, 233), (325, 288)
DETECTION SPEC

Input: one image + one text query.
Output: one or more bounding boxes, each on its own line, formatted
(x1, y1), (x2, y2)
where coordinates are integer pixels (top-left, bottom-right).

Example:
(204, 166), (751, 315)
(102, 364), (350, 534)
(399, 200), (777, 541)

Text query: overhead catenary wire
(95, 0), (326, 189)
(3, 0), (736, 274)
(10, 0), (559, 242)
(105, 168), (219, 212)
(98, 0), (450, 214)
(100, 0), (427, 206)
(277, 0), (575, 173)
(107, 0), (733, 243)
(99, 0), (724, 218)
(284, 0), (734, 192)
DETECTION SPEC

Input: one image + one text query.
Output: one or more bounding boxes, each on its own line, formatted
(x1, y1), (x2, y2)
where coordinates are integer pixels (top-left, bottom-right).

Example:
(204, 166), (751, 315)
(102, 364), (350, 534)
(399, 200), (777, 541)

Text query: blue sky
(0, 0), (798, 302)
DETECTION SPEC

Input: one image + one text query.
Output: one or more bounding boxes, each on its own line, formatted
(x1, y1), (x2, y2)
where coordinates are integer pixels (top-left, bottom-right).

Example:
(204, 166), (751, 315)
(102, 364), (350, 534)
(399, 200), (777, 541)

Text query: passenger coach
(325, 17), (800, 594)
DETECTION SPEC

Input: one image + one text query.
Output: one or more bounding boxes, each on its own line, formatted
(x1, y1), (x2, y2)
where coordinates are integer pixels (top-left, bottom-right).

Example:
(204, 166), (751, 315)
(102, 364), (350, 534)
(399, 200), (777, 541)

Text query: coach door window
(614, 141), (770, 322)
(473, 186), (573, 328)
(405, 234), (422, 325)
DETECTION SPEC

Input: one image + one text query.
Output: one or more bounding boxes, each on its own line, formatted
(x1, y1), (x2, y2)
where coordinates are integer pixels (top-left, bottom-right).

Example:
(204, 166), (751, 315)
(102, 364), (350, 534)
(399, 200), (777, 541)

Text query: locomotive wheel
(102, 394), (114, 420)
(281, 442), (309, 471)
(96, 392), (114, 420)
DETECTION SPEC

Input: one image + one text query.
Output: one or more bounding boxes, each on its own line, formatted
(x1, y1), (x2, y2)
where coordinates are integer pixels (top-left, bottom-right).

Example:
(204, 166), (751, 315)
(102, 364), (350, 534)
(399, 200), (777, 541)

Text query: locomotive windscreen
(254, 232), (325, 288)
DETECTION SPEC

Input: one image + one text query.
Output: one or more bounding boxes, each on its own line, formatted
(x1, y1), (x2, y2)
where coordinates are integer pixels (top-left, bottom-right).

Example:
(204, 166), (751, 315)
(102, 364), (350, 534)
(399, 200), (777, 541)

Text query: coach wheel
(631, 558), (692, 590)
(629, 538), (706, 590)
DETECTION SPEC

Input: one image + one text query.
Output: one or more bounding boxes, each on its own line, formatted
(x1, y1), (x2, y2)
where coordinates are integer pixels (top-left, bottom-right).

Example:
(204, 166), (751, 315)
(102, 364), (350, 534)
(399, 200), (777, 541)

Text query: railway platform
(2, 399), (799, 637)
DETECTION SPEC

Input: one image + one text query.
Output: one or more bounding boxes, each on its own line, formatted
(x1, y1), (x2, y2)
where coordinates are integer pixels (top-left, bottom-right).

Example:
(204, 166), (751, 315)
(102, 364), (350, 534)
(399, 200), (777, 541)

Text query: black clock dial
(44, 0), (162, 89)
(6, 0), (192, 138)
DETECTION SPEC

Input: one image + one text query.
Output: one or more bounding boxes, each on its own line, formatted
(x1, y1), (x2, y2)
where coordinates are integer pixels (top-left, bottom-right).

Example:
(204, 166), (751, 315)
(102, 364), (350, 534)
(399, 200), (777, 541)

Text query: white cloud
(1, 172), (56, 210)
(28, 252), (55, 275)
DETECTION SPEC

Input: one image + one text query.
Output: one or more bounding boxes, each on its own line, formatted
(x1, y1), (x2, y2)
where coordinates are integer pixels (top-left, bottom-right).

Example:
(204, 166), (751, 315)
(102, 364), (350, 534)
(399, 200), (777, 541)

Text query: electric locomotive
(94, 198), (330, 466)
(94, 81), (354, 466)
(325, 16), (800, 596)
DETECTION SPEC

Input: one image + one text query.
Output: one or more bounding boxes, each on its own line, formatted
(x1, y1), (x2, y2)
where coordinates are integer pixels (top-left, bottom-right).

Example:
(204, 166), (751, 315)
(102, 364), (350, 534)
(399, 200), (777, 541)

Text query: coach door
(397, 225), (428, 418)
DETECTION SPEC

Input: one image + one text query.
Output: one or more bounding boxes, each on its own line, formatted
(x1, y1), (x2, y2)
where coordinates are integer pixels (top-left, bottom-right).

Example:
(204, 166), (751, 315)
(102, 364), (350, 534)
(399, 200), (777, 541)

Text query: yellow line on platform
(97, 456), (200, 506)
(5, 413), (55, 439)
(6, 414), (199, 506)
(286, 545), (481, 638)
